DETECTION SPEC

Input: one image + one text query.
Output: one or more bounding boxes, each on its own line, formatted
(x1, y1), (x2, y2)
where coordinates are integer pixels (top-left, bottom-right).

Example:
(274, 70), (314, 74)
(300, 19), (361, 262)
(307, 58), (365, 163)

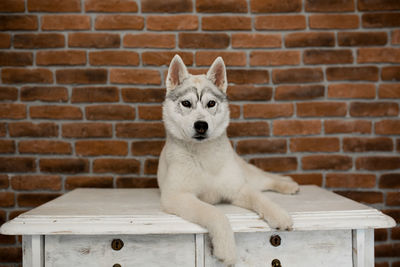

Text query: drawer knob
(272, 259), (281, 267)
(111, 239), (124, 251)
(113, 264), (121, 267)
(270, 235), (281, 247)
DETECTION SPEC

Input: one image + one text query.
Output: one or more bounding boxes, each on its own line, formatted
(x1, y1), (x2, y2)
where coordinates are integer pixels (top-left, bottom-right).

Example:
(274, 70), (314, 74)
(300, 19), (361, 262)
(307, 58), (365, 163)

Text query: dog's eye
(181, 100), (191, 108)
(207, 100), (216, 108)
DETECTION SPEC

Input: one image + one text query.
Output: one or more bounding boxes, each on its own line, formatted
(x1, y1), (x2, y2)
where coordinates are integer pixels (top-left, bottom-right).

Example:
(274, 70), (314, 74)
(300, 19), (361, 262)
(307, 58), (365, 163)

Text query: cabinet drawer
(45, 234), (196, 267)
(205, 230), (352, 267)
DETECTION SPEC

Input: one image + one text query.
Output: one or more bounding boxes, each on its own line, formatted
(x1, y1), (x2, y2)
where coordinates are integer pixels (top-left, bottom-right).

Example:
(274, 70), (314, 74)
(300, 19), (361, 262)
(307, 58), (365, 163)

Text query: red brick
(62, 123), (112, 138)
(0, 140), (14, 153)
(30, 105), (82, 120)
(358, 48), (400, 63)
(387, 192), (400, 206)
(21, 86), (68, 102)
(69, 33), (120, 48)
(228, 122), (269, 137)
(179, 33), (229, 49)
(36, 50), (86, 66)
(335, 191), (383, 204)
(236, 139), (286, 155)
(40, 158), (89, 173)
(0, 157), (35, 172)
(392, 227), (400, 240)
(382, 66), (400, 81)
(251, 0), (301, 12)
(362, 13), (400, 28)
(326, 173), (376, 188)
(0, 0), (25, 12)
(116, 177), (158, 188)
(244, 103), (293, 118)
(232, 34), (281, 48)
(309, 14), (359, 29)
(56, 69), (107, 84)
(302, 155), (352, 170)
(338, 32), (387, 46)
(18, 193), (60, 207)
(325, 120), (371, 134)
(328, 84), (375, 99)
(228, 85), (272, 101)
(144, 159), (158, 174)
(255, 15), (306, 30)
(273, 120), (321, 136)
(95, 15), (143, 30)
(227, 69), (269, 84)
(375, 229), (388, 242)
(71, 87), (119, 103)
(0, 247), (22, 262)
(65, 176), (113, 190)
(9, 209), (27, 220)
(0, 52), (32, 66)
(376, 120), (400, 135)
(297, 102), (347, 117)
(2, 68), (53, 84)
(147, 15), (198, 31)
(199, 0), (247, 12)
(11, 175), (61, 190)
(326, 66), (378, 81)
(0, 192), (14, 207)
(76, 141), (127, 156)
(359, 0), (400, 11)
(93, 158), (140, 174)
(250, 157), (297, 172)
(290, 173), (323, 186)
(138, 106), (162, 120)
(343, 137), (393, 152)
(143, 51), (193, 66)
(356, 156), (400, 170)
(379, 84), (400, 98)
(0, 86), (18, 101)
(196, 51), (246, 66)
(132, 141), (165, 156)
(202, 16), (251, 31)
(122, 88), (165, 103)
(89, 51), (139, 66)
(28, 0), (80, 12)
(393, 30), (400, 45)
(305, 0), (354, 11)
(116, 123), (165, 138)
(285, 32), (335, 47)
(272, 68), (323, 84)
(86, 105), (135, 120)
(290, 137), (339, 152)
(0, 33), (11, 48)
(9, 122), (58, 137)
(0, 175), (9, 189)
(250, 51), (300, 66)
(350, 102), (398, 117)
(379, 173), (400, 188)
(382, 210), (400, 224)
(124, 34), (175, 48)
(110, 69), (161, 85)
(0, 103), (26, 119)
(0, 123), (5, 137)
(0, 15), (38, 30)
(141, 0), (192, 12)
(0, 234), (15, 244)
(275, 85), (324, 100)
(303, 50), (353, 64)
(41, 15), (90, 30)
(14, 33), (65, 49)
(19, 140), (71, 154)
(230, 104), (241, 119)
(85, 0), (138, 12)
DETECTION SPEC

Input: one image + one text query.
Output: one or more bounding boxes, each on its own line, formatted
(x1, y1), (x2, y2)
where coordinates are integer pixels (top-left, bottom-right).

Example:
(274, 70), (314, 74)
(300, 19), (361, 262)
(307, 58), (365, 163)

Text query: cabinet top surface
(1, 186), (395, 235)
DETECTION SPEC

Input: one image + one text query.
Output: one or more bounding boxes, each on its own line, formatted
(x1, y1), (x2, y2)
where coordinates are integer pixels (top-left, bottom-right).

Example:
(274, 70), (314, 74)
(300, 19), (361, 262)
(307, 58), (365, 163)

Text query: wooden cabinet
(1, 186), (395, 267)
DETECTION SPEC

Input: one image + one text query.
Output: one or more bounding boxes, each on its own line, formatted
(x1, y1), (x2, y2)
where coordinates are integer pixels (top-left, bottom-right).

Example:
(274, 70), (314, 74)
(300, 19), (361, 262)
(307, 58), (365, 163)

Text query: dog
(157, 55), (299, 265)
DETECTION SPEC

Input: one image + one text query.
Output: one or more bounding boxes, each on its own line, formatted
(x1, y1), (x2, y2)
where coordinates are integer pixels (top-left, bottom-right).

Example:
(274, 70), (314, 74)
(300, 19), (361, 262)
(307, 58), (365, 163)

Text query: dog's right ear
(166, 55), (189, 91)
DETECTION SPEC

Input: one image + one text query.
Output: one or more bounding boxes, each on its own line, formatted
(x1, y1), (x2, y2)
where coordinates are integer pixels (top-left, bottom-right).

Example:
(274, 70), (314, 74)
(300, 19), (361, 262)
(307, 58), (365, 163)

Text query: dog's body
(158, 55), (299, 265)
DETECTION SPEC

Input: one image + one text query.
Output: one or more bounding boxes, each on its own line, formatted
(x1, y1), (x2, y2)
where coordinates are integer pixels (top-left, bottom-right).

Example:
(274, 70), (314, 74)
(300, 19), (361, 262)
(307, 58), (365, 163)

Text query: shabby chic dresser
(0, 185), (395, 267)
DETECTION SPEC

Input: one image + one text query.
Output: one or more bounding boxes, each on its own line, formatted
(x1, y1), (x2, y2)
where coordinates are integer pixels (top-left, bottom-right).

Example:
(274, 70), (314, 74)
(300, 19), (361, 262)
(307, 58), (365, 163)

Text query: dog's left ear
(206, 57), (227, 93)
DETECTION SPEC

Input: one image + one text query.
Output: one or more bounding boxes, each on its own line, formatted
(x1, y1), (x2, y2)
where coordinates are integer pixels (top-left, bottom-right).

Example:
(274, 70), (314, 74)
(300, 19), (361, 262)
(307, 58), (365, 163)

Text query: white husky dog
(157, 55), (299, 265)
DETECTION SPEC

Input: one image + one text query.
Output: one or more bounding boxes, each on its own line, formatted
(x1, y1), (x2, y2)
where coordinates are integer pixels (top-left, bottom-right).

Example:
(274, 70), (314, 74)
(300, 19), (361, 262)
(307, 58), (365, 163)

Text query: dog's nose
(194, 121), (208, 134)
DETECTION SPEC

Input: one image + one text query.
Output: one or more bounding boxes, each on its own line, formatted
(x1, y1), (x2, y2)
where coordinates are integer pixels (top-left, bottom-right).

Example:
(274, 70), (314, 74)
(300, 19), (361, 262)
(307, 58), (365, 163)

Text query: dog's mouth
(193, 135), (207, 141)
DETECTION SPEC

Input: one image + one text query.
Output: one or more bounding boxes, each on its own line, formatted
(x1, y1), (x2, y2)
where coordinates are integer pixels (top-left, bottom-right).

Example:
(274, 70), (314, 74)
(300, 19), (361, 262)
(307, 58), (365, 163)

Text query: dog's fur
(157, 55), (299, 265)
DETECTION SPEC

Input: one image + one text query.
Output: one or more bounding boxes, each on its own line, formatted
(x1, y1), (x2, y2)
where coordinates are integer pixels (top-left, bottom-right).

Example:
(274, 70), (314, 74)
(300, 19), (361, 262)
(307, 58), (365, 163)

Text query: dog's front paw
(278, 178), (300, 195)
(264, 209), (293, 231)
(212, 238), (237, 266)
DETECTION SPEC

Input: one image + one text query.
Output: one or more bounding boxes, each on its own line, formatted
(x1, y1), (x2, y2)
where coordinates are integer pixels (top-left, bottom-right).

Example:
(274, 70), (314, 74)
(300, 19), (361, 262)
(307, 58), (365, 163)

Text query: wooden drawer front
(205, 230), (352, 267)
(45, 234), (196, 267)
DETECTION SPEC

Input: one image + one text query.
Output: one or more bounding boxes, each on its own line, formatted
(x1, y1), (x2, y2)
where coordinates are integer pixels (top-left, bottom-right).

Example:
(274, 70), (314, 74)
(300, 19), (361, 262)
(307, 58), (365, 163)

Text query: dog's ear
(166, 54), (189, 91)
(206, 57), (227, 93)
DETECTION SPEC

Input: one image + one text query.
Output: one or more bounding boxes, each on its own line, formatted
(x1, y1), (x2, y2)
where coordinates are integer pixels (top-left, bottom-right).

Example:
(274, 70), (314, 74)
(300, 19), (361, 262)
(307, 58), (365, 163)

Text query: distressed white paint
(353, 229), (374, 267)
(205, 230), (352, 267)
(45, 234), (196, 267)
(22, 236), (33, 266)
(195, 234), (205, 267)
(23, 235), (44, 267)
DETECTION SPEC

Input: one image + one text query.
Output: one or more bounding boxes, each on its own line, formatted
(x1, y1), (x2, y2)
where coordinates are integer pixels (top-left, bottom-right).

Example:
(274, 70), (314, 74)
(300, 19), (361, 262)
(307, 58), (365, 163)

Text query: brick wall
(0, 0), (399, 265)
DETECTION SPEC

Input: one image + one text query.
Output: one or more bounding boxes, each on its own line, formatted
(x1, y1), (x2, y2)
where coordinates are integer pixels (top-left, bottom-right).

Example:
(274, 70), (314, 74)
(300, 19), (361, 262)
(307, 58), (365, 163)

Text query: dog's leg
(232, 185), (293, 230)
(161, 192), (236, 265)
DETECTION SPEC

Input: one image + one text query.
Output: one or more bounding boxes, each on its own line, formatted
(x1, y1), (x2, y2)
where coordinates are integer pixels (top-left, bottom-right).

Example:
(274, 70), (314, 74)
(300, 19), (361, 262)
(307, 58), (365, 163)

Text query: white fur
(158, 55), (299, 266)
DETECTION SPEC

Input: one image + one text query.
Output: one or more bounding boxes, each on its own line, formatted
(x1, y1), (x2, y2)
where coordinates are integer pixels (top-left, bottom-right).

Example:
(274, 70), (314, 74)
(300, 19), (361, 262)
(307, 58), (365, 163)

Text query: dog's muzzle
(194, 121), (208, 140)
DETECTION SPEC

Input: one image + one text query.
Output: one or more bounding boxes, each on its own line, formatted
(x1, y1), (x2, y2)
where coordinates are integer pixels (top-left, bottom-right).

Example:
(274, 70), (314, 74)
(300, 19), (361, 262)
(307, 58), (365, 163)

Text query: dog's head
(163, 55), (230, 143)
